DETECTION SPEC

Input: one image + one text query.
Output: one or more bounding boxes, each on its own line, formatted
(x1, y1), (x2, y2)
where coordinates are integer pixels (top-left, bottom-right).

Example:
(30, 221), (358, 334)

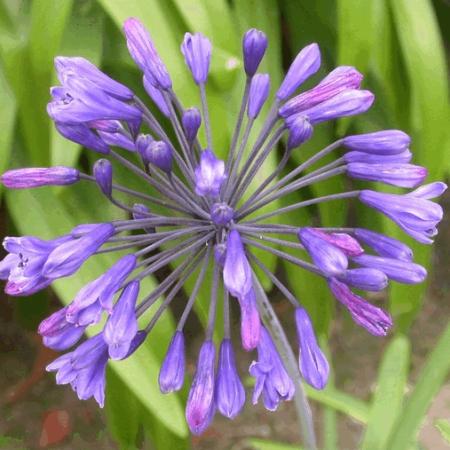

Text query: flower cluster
(0, 18), (446, 434)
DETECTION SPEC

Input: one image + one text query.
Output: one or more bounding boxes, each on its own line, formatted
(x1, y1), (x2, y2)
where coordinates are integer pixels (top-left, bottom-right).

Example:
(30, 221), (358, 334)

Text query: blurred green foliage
(0, 0), (448, 449)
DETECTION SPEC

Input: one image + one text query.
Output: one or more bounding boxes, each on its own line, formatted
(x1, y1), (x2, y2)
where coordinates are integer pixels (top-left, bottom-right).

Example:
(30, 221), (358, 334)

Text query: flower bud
(286, 115), (313, 149)
(194, 149), (226, 197)
(303, 89), (374, 124)
(223, 230), (252, 298)
(123, 18), (172, 89)
(143, 75), (170, 117)
(295, 307), (329, 389)
(337, 268), (388, 291)
(243, 29), (267, 77)
(182, 107), (202, 144)
(352, 254), (427, 284)
(344, 149), (412, 164)
(216, 339), (245, 418)
(146, 141), (173, 173)
(343, 130), (410, 155)
(298, 228), (348, 275)
(159, 331), (185, 393)
(210, 202), (234, 226)
(93, 159), (113, 197)
(276, 43), (321, 100)
(347, 163), (427, 188)
(103, 281), (139, 360)
(354, 228), (413, 261)
(181, 32), (212, 85)
(186, 341), (216, 435)
(248, 74), (270, 119)
(1, 167), (80, 189)
(55, 123), (110, 154)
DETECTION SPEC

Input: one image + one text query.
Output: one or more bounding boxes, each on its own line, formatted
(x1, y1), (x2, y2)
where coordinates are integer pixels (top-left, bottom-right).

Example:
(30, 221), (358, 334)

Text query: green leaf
(435, 419), (450, 444)
(337, 0), (375, 71)
(106, 369), (140, 450)
(387, 322), (450, 450)
(384, 0), (449, 331)
(361, 336), (410, 450)
(0, 61), (16, 197)
(304, 384), (370, 424)
(248, 438), (303, 450)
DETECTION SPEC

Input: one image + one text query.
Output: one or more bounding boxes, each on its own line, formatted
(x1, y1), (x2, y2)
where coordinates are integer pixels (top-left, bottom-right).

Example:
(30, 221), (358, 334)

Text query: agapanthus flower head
(0, 17), (446, 435)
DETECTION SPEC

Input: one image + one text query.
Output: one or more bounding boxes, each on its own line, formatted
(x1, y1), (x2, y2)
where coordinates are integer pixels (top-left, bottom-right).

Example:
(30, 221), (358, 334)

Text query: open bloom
(0, 17), (445, 435)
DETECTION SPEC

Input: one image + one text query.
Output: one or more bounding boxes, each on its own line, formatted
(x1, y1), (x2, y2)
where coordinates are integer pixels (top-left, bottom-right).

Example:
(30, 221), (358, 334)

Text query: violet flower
(0, 18), (445, 435)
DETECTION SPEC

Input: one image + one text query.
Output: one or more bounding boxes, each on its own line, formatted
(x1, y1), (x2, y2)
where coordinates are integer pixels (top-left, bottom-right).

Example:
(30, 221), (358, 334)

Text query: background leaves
(0, 0), (448, 449)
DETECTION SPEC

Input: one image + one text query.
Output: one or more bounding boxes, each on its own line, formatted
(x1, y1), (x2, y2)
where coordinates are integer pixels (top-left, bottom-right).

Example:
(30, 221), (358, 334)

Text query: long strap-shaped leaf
(387, 323), (450, 450)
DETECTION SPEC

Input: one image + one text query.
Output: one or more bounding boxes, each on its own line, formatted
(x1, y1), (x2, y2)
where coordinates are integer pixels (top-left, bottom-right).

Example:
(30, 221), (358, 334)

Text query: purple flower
(279, 66), (363, 118)
(242, 29), (267, 77)
(223, 230), (252, 298)
(354, 228), (413, 261)
(42, 223), (114, 279)
(408, 181), (447, 199)
(347, 163), (427, 188)
(0, 235), (72, 296)
(286, 115), (313, 150)
(181, 33), (212, 85)
(236, 288), (261, 351)
(249, 327), (295, 411)
(343, 130), (410, 154)
(48, 75), (141, 124)
(344, 149), (412, 164)
(144, 140), (173, 173)
(103, 281), (139, 360)
(159, 331), (185, 393)
(142, 75), (171, 117)
(298, 228), (348, 275)
(123, 18), (172, 90)
(1, 20), (446, 435)
(182, 107), (202, 144)
(38, 306), (86, 351)
(46, 334), (109, 407)
(186, 341), (216, 435)
(337, 268), (388, 291)
(310, 229), (364, 257)
(329, 278), (392, 336)
(194, 149), (226, 197)
(301, 89), (375, 124)
(54, 56), (133, 100)
(93, 159), (113, 197)
(65, 254), (137, 322)
(248, 74), (270, 119)
(276, 43), (321, 101)
(352, 254), (427, 284)
(1, 167), (80, 189)
(210, 202), (234, 226)
(359, 188), (444, 243)
(55, 123), (110, 154)
(97, 129), (136, 152)
(216, 339), (245, 419)
(295, 307), (329, 389)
